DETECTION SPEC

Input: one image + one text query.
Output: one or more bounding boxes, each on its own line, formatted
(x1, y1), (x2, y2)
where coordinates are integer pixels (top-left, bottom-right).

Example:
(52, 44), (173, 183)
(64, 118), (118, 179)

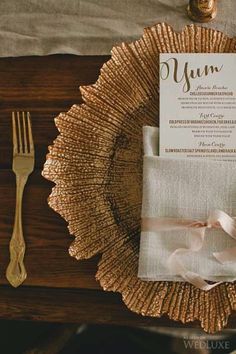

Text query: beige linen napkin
(0, 0), (236, 57)
(138, 126), (236, 283)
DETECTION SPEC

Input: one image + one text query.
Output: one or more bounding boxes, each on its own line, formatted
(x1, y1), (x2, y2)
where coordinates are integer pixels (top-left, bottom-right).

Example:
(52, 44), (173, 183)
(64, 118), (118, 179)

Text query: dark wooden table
(0, 55), (235, 329)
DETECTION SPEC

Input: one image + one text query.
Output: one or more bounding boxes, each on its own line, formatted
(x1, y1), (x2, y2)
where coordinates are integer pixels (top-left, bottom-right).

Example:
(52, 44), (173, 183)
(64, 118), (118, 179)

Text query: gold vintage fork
(6, 112), (35, 287)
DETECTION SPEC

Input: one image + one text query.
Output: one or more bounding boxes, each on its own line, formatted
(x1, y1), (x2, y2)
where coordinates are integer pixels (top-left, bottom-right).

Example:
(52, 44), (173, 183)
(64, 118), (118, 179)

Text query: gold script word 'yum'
(160, 57), (223, 93)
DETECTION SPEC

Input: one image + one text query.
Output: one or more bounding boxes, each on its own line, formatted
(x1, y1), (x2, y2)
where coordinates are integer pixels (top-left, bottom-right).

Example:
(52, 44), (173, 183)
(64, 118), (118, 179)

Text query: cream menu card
(159, 54), (236, 160)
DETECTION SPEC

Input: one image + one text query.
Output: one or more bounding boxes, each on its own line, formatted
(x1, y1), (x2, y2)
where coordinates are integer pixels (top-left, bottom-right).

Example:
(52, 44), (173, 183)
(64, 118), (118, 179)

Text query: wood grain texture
(0, 169), (100, 289)
(0, 55), (108, 290)
(0, 55), (109, 169)
(0, 285), (207, 328)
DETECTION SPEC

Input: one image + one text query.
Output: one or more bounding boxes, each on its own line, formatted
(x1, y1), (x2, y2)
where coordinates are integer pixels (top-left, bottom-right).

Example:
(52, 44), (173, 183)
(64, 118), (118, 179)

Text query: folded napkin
(138, 126), (236, 288)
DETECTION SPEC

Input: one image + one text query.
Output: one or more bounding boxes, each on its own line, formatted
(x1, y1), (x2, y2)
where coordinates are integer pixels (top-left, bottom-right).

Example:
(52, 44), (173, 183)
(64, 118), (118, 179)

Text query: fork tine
(17, 111), (23, 152)
(12, 112), (18, 153)
(27, 112), (34, 153)
(22, 112), (28, 153)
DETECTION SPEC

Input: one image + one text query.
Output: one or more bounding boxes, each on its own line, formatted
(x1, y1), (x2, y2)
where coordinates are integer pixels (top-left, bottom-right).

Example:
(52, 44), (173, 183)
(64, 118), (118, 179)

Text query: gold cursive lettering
(160, 57), (223, 92)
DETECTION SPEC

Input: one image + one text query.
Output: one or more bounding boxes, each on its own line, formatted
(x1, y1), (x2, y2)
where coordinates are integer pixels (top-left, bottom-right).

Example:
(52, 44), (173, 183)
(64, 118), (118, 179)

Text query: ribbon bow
(142, 210), (236, 291)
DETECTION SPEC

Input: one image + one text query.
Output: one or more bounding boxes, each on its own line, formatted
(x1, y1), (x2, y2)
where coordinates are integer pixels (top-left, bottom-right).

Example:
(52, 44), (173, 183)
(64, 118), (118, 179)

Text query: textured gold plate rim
(42, 22), (236, 333)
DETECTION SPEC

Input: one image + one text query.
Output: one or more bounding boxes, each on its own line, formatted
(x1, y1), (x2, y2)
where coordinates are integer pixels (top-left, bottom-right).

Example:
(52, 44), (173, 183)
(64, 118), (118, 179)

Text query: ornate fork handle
(6, 174), (28, 287)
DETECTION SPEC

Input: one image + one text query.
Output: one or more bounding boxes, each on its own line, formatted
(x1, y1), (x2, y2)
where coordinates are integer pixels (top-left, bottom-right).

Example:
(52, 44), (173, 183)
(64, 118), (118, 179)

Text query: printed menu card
(159, 54), (236, 160)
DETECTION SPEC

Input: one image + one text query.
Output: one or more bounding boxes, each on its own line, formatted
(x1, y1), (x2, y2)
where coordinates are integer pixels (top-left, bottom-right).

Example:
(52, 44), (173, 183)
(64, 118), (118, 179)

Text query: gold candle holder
(187, 0), (217, 23)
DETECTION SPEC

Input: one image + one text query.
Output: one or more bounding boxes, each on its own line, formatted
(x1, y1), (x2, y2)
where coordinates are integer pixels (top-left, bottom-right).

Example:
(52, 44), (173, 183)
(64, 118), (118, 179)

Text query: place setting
(41, 22), (236, 333)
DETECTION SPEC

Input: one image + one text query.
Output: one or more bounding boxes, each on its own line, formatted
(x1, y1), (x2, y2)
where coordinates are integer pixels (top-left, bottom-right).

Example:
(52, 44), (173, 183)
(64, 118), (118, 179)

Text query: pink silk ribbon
(141, 210), (236, 291)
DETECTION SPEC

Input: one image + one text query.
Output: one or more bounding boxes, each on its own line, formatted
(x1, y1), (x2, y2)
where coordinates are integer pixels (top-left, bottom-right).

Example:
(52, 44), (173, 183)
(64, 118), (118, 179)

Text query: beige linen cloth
(138, 126), (236, 283)
(0, 0), (236, 57)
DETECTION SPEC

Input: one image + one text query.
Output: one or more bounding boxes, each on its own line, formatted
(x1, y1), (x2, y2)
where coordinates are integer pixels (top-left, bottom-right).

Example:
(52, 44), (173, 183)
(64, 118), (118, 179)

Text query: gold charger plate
(42, 23), (236, 333)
